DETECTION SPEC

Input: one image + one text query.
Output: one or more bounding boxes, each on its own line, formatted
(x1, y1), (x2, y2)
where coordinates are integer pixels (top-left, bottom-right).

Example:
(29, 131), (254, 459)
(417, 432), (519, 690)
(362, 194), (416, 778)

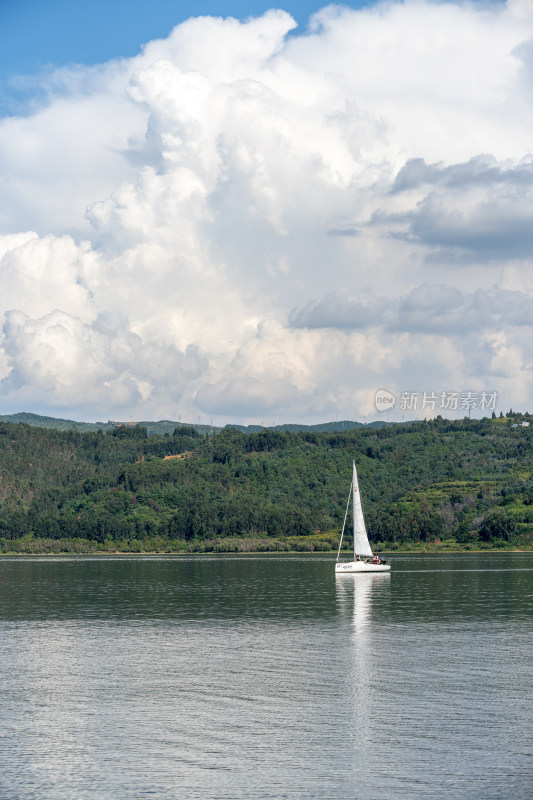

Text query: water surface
(0, 553), (532, 799)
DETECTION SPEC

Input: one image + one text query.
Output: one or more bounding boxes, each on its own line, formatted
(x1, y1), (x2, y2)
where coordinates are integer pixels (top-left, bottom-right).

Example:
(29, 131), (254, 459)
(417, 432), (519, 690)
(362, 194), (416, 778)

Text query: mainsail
(353, 461), (373, 556)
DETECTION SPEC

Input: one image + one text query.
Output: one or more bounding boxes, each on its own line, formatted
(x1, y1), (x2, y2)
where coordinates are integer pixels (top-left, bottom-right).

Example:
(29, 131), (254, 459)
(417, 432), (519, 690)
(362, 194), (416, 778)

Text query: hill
(0, 412), (213, 436)
(0, 416), (532, 553)
(0, 411), (112, 432)
(0, 412), (387, 437)
(231, 420), (391, 433)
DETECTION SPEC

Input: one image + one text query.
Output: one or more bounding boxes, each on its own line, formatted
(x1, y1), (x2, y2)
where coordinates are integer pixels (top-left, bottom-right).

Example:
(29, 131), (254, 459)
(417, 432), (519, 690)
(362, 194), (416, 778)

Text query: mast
(353, 461), (356, 559)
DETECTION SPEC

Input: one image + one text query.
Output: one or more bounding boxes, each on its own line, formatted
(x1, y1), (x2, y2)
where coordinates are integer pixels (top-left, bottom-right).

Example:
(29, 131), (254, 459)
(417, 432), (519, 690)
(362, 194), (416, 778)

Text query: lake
(0, 553), (532, 799)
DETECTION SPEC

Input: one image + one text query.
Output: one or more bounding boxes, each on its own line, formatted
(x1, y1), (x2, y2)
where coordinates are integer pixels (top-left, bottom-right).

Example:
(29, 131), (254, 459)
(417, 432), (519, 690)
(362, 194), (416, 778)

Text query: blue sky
(0, 0), (529, 424)
(1, 0), (503, 74)
(0, 0), (368, 118)
(1, 1), (372, 99)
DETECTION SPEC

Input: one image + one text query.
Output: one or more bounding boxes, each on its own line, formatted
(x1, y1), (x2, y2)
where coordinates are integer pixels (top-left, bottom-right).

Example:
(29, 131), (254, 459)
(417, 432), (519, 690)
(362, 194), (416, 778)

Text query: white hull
(335, 560), (391, 573)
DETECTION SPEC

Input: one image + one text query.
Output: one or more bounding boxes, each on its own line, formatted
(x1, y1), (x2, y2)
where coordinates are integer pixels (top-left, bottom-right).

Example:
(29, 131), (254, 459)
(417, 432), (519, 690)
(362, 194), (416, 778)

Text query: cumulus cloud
(385, 155), (533, 259)
(290, 291), (385, 330)
(0, 309), (206, 415)
(2, 2), (533, 422)
(392, 155), (533, 194)
(291, 285), (533, 334)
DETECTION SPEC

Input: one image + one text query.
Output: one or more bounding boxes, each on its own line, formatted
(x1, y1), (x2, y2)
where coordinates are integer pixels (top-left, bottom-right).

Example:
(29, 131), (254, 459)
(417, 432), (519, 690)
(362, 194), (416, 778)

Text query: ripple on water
(0, 553), (532, 799)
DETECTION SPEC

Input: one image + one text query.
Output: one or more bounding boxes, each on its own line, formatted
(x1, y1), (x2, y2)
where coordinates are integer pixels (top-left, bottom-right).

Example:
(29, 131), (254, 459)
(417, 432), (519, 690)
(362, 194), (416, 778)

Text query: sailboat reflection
(335, 573), (391, 731)
(336, 572), (391, 633)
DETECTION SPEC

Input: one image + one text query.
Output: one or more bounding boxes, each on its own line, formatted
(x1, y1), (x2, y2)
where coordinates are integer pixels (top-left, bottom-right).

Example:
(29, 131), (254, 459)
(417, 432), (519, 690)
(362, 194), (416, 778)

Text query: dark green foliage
(0, 416), (532, 550)
(173, 425), (200, 438)
(108, 424), (148, 440)
(231, 420), (389, 433)
(479, 509), (518, 542)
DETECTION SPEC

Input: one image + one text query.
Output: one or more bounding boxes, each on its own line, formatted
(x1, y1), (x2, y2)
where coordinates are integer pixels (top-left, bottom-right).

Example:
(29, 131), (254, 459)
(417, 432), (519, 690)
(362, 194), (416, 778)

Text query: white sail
(352, 461), (373, 556)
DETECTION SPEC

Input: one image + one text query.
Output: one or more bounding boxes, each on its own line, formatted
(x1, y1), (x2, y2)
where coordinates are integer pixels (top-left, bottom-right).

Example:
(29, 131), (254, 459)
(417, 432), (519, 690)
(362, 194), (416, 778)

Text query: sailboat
(335, 461), (391, 573)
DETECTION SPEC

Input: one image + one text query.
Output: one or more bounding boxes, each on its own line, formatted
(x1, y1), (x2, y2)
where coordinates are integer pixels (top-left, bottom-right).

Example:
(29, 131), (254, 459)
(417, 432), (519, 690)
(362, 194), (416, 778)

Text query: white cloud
(1, 2), (533, 423)
(292, 284), (533, 334)
(0, 64), (148, 239)
(384, 155), (533, 259)
(0, 309), (206, 416)
(0, 233), (96, 321)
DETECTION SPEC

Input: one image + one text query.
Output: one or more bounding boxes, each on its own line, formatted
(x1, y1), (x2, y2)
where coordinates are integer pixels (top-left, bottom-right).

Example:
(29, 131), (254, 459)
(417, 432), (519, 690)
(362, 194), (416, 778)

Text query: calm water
(0, 553), (532, 799)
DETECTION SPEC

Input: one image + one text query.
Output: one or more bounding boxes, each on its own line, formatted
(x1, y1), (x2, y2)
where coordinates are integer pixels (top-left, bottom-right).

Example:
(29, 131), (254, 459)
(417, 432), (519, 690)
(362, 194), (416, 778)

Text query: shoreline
(1, 547), (531, 556)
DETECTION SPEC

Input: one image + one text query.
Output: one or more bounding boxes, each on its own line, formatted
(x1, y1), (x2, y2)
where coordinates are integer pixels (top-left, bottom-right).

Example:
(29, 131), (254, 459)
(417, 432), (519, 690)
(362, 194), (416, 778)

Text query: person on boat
(373, 555), (379, 564)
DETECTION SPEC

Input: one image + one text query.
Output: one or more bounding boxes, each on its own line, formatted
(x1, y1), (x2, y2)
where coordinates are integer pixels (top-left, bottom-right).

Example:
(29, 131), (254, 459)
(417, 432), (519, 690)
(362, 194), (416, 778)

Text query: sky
(0, 0), (373, 112)
(0, 0), (530, 425)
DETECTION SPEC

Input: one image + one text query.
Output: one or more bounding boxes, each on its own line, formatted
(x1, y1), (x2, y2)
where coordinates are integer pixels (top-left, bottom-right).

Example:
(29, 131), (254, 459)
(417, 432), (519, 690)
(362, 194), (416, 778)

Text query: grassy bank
(2, 531), (532, 555)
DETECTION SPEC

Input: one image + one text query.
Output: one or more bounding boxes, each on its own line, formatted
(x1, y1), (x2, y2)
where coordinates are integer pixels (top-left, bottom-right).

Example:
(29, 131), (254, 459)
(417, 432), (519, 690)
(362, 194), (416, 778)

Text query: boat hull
(335, 560), (391, 573)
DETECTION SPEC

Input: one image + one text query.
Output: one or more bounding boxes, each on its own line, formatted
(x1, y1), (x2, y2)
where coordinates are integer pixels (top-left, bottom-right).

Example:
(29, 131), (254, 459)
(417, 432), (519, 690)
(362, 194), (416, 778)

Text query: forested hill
(232, 420), (390, 433)
(0, 416), (532, 553)
(0, 412), (211, 436)
(0, 412), (386, 436)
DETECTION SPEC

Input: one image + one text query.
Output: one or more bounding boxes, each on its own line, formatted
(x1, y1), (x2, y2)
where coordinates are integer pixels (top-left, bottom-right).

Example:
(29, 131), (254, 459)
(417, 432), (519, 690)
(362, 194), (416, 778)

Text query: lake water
(0, 553), (532, 799)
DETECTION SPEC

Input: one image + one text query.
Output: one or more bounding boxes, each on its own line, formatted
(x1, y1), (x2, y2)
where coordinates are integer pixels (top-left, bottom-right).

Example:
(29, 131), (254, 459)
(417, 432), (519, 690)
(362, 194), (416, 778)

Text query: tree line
(0, 415), (532, 551)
